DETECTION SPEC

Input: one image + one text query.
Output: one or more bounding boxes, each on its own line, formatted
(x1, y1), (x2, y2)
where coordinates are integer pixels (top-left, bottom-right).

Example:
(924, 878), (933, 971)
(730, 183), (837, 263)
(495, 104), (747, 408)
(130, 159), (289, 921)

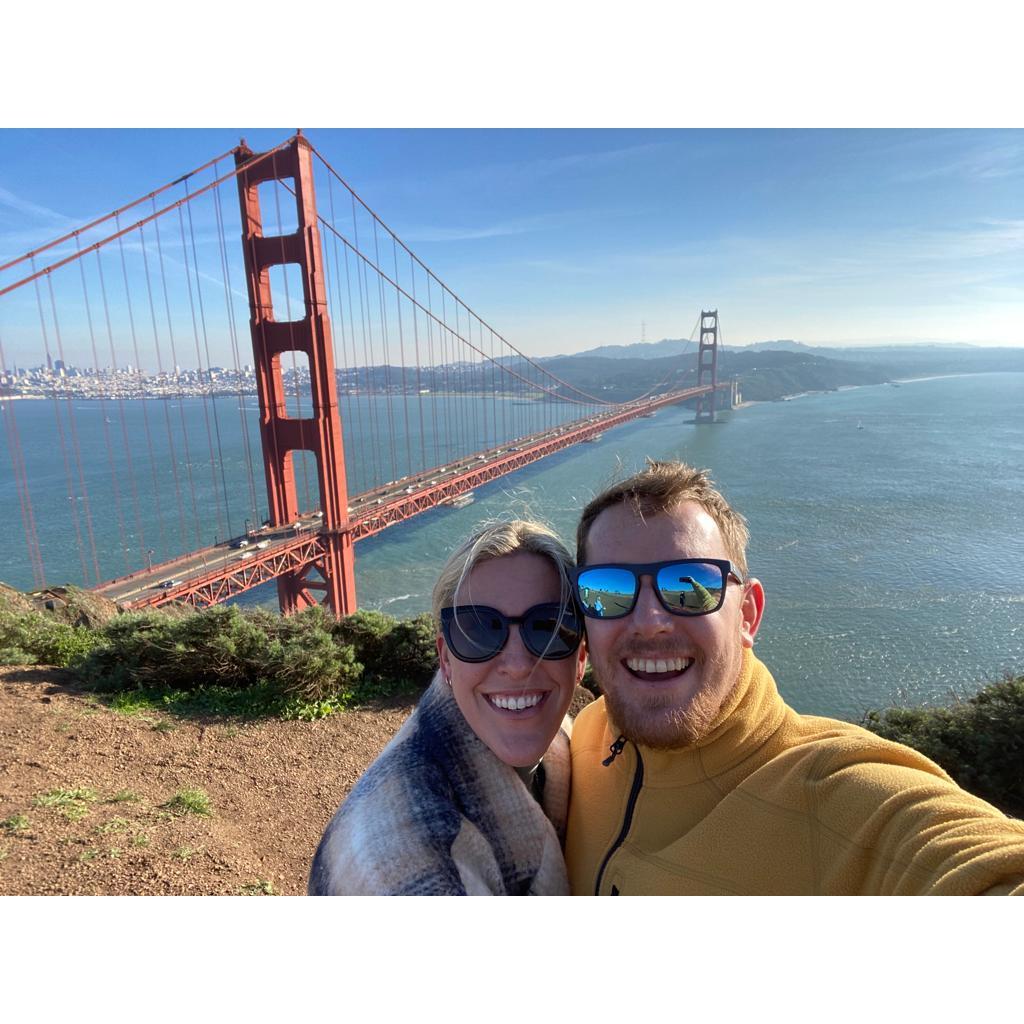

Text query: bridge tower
(235, 135), (355, 617)
(695, 309), (719, 423)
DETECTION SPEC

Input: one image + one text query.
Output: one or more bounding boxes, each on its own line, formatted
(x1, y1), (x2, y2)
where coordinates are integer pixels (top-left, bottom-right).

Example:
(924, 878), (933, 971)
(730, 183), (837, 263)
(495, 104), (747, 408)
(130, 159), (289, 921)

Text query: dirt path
(0, 668), (416, 895)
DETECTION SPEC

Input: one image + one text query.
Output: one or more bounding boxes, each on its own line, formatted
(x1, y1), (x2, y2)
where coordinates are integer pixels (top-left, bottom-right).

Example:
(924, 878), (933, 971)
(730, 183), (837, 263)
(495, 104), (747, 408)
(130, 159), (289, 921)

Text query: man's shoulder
(777, 707), (955, 782)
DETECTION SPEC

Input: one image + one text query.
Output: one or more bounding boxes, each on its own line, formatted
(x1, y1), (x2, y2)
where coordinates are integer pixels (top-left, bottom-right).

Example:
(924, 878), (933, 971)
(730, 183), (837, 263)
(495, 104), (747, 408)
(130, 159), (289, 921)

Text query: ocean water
(2, 372), (1022, 718)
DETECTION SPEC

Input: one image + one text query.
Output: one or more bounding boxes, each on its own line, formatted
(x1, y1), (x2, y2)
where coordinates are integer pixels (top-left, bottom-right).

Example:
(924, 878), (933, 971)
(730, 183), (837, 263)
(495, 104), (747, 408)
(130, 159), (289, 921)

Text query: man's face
(582, 500), (764, 748)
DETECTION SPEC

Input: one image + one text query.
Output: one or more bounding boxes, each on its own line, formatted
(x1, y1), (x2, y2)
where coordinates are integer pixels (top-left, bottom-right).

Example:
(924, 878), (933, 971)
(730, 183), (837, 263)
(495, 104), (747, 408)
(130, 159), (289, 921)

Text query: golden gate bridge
(0, 132), (737, 617)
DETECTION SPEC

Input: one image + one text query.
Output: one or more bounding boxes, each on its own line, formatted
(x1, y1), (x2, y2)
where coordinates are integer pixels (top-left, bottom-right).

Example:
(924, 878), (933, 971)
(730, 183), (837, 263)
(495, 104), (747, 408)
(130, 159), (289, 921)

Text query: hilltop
(545, 340), (1024, 403)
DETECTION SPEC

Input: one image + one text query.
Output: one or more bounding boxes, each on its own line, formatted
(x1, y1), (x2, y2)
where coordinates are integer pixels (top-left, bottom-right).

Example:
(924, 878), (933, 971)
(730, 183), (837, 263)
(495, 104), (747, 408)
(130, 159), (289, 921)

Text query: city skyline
(1, 129), (1021, 372)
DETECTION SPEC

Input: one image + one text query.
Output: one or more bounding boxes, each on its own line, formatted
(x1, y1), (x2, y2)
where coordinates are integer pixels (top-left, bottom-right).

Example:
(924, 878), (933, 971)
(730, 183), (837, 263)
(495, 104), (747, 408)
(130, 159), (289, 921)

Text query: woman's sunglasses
(440, 602), (583, 663)
(572, 559), (743, 619)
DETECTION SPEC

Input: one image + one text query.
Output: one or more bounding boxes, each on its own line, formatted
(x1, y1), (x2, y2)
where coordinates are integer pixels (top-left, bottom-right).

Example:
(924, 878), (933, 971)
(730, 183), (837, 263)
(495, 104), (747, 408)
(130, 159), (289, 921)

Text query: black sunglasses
(440, 602), (583, 663)
(572, 559), (744, 619)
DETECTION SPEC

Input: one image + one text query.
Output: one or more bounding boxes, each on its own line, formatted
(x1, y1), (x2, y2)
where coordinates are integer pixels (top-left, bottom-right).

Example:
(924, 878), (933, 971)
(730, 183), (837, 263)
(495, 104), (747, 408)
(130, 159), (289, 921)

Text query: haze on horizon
(0, 128), (1021, 367)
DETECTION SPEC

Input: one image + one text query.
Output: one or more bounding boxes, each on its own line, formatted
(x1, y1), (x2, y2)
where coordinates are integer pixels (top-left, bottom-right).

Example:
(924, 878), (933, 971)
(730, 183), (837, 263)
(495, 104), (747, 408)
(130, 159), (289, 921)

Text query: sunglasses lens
(521, 603), (582, 659)
(656, 561), (726, 613)
(445, 606), (507, 661)
(576, 567), (639, 618)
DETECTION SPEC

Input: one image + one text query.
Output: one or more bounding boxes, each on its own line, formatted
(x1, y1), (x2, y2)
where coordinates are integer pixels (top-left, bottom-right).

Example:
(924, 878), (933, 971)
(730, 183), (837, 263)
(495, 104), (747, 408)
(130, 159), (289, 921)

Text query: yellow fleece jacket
(566, 650), (1024, 895)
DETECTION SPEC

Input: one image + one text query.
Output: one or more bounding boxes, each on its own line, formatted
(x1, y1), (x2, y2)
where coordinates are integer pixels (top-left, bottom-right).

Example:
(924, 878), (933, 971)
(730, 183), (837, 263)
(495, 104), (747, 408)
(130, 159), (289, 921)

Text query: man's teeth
(488, 693), (544, 710)
(626, 657), (693, 674)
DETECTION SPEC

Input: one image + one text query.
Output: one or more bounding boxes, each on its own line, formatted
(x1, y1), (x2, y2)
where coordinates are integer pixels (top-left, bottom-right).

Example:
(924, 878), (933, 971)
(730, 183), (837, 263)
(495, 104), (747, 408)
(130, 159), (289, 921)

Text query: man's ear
(575, 642), (588, 686)
(739, 578), (765, 648)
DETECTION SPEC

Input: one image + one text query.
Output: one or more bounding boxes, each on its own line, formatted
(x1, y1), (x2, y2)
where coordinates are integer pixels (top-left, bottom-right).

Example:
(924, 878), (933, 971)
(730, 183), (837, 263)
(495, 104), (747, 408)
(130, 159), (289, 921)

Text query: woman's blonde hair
(431, 519), (576, 626)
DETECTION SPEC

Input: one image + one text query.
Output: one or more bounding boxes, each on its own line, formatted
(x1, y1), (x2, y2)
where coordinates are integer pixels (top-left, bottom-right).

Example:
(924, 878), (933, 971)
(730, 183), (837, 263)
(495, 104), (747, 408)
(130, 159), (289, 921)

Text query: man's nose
(630, 576), (674, 633)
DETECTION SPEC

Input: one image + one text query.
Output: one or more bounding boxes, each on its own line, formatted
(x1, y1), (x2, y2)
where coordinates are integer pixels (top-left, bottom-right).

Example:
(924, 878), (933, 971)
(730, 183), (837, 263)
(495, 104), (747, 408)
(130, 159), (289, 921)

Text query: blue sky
(1, 128), (1021, 365)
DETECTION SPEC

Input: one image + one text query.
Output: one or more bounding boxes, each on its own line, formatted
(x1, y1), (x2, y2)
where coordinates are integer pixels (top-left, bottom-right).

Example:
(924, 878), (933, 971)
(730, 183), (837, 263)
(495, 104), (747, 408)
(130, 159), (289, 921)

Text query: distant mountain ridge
(542, 338), (1024, 404)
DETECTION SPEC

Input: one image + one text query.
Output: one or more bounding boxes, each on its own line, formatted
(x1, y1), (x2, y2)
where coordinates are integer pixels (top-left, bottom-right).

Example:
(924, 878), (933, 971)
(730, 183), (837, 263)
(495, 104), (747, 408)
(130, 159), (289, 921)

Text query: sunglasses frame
(440, 602), (583, 663)
(572, 558), (744, 620)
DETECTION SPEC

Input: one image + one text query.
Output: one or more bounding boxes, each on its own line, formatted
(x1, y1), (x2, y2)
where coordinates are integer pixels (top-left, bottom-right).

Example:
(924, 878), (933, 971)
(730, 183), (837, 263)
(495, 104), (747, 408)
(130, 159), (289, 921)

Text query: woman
(308, 519), (587, 895)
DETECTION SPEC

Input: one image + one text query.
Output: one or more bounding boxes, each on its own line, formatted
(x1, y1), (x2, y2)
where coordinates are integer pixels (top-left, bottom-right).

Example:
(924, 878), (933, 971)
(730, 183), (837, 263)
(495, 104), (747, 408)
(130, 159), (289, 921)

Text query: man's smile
(624, 656), (695, 681)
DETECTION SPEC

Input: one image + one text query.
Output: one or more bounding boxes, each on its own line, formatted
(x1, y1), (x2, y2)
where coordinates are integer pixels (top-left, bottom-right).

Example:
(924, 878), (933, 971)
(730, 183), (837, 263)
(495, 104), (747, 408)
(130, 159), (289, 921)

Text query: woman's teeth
(487, 693), (544, 711)
(626, 657), (693, 674)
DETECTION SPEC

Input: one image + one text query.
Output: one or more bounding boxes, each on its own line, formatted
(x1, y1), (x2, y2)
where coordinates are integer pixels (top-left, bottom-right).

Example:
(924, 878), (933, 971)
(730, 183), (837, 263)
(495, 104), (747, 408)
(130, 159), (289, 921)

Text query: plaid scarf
(309, 673), (571, 895)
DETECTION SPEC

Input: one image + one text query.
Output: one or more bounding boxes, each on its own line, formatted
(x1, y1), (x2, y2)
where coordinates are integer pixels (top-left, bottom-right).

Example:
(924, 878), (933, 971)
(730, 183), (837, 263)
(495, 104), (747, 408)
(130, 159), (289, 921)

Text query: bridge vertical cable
(76, 236), (130, 577)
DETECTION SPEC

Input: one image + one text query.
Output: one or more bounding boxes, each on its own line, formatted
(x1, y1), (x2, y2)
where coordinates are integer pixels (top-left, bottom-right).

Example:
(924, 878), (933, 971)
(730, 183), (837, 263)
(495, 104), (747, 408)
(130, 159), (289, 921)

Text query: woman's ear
(436, 635), (451, 683)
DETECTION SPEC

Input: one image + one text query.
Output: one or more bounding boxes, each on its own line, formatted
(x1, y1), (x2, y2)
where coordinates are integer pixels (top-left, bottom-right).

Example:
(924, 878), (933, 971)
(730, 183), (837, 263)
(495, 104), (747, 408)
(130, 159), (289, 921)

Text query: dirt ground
(0, 668), (594, 896)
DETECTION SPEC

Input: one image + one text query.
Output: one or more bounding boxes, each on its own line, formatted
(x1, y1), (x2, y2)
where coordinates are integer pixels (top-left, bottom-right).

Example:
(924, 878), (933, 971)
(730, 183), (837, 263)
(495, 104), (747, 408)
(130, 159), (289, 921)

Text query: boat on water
(446, 492), (476, 509)
(584, 433), (604, 443)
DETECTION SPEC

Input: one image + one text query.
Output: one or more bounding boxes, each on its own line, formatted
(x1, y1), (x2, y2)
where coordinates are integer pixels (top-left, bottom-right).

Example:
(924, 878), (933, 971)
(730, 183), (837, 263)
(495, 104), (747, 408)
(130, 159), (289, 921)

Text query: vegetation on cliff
(1, 587), (1019, 815)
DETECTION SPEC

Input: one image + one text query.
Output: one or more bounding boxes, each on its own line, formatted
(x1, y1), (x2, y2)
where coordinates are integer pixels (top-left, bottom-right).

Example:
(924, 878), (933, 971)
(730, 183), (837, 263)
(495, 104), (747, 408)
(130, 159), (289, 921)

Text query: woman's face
(437, 551), (587, 768)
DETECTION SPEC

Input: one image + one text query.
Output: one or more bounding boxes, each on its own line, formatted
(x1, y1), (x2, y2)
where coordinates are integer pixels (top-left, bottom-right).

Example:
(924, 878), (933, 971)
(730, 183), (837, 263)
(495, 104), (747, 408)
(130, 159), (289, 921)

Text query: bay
(2, 372), (1022, 719)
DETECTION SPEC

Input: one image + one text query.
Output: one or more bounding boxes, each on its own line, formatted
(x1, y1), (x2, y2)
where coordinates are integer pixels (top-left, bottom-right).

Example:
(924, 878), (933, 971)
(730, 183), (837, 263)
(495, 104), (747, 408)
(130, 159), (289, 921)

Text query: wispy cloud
(0, 184), (74, 226)
(399, 213), (561, 243)
(888, 134), (1024, 184)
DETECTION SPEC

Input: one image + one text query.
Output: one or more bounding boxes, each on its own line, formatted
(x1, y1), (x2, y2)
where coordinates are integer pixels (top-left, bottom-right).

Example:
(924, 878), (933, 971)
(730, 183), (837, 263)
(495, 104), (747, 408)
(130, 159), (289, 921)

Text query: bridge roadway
(95, 383), (723, 611)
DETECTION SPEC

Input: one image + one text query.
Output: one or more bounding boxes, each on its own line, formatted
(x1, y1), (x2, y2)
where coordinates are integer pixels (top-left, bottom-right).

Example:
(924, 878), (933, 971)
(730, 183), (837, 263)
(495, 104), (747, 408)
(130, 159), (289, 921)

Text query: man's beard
(596, 649), (741, 750)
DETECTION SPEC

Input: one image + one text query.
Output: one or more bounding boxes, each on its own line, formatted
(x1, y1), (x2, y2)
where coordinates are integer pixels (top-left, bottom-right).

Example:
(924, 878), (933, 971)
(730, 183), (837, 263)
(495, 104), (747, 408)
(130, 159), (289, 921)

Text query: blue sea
(2, 372), (1022, 719)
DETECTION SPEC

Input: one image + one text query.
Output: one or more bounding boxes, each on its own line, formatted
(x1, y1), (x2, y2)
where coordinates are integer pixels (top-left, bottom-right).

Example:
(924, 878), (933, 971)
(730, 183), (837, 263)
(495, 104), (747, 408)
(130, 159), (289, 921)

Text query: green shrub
(332, 610), (396, 670)
(265, 607), (362, 702)
(77, 606), (274, 692)
(385, 613), (439, 687)
(0, 609), (99, 668)
(863, 674), (1024, 818)
(332, 609), (437, 689)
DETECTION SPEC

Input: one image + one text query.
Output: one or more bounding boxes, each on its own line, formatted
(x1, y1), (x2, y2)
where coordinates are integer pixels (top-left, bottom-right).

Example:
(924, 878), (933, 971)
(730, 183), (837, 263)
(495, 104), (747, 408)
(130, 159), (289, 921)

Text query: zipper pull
(602, 735), (627, 766)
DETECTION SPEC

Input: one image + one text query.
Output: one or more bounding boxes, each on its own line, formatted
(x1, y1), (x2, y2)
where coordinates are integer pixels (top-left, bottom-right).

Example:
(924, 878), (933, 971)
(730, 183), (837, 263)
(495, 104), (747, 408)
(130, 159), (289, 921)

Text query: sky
(1, 128), (1021, 367)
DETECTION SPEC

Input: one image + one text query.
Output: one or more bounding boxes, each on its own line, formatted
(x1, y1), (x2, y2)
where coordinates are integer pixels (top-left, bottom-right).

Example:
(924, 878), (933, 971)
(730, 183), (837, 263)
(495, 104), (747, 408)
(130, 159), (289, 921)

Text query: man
(565, 460), (1024, 895)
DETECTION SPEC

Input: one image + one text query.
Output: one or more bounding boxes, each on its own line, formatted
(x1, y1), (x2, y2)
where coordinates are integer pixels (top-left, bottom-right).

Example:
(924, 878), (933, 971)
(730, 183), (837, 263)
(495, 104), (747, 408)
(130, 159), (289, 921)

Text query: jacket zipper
(594, 739), (644, 895)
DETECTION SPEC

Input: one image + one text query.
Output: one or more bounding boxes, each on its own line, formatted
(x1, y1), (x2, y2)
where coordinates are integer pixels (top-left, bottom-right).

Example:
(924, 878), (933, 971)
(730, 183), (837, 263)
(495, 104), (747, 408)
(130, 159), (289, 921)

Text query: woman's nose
(497, 624), (535, 673)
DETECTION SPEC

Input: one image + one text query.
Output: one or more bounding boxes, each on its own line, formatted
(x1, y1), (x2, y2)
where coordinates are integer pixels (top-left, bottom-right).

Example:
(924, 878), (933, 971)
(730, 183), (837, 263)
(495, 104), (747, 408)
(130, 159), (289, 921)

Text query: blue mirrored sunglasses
(572, 559), (743, 619)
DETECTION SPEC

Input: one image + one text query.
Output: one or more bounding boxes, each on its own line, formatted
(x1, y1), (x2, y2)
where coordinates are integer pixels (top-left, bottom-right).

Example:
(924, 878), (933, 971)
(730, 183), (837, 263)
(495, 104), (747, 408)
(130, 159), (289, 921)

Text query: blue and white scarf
(308, 673), (571, 895)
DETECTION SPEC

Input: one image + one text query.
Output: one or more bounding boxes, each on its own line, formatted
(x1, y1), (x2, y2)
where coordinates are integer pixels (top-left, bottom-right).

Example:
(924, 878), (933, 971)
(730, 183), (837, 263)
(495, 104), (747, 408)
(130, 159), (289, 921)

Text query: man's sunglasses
(572, 559), (744, 619)
(440, 602), (583, 663)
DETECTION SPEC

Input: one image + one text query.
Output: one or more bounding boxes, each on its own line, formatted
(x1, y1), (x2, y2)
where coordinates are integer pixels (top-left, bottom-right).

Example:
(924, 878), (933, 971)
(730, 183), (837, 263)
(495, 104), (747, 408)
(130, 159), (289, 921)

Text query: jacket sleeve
(803, 738), (1024, 895)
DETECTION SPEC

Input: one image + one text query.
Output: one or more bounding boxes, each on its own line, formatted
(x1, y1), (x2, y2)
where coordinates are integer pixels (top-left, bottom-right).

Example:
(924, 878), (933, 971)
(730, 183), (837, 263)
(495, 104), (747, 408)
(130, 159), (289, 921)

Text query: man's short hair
(576, 460), (751, 576)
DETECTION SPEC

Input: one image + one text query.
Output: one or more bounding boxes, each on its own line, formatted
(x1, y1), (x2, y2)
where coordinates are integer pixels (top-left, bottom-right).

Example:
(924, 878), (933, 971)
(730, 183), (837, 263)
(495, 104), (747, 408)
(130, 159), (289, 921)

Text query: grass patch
(106, 790), (141, 804)
(34, 787), (98, 820)
(96, 816), (132, 835)
(2, 813), (30, 833)
(131, 832), (150, 848)
(78, 847), (100, 863)
(163, 788), (212, 816)
(240, 880), (277, 896)
(109, 692), (159, 717)
(0, 846), (8, 861)
(151, 719), (177, 733)
(172, 844), (202, 862)
(108, 848), (121, 859)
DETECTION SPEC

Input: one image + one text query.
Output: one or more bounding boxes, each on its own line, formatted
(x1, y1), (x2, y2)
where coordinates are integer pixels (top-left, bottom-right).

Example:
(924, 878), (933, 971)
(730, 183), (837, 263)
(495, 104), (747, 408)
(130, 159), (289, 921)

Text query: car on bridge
(230, 538), (250, 549)
(158, 579), (181, 589)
